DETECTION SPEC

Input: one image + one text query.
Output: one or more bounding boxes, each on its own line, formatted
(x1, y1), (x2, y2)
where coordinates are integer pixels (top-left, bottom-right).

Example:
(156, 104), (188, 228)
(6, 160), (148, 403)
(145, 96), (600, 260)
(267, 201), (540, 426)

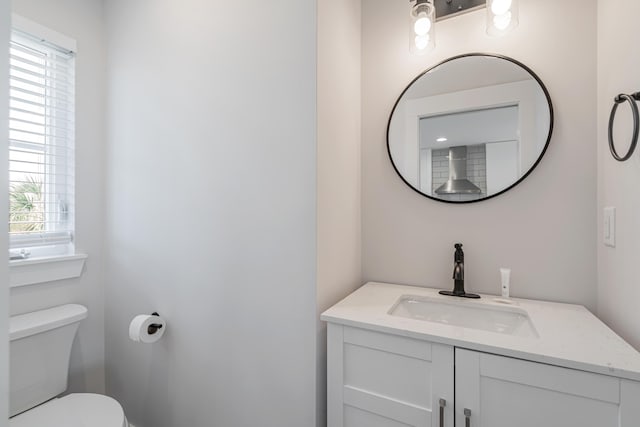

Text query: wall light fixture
(409, 0), (519, 54)
(486, 0), (519, 36)
(410, 0), (436, 55)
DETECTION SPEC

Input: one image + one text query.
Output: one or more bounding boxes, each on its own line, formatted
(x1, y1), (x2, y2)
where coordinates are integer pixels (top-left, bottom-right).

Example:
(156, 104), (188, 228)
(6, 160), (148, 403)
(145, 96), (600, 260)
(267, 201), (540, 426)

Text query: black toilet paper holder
(147, 312), (163, 335)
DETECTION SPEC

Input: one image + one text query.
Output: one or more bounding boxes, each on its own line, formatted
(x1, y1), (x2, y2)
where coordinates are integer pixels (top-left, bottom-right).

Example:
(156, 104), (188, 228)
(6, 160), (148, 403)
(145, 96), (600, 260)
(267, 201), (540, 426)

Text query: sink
(389, 295), (538, 338)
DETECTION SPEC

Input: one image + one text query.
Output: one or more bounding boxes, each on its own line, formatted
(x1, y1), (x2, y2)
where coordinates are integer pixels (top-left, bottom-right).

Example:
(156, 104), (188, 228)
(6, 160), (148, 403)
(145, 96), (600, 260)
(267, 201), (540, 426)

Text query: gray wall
(103, 1), (318, 426)
(317, 0), (362, 425)
(9, 0), (107, 394)
(1, 1), (10, 422)
(362, 0), (598, 310)
(597, 0), (640, 349)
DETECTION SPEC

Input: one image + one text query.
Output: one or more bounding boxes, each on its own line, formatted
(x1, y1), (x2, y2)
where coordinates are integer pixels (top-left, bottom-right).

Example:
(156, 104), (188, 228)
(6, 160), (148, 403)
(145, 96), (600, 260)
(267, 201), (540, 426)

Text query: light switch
(604, 207), (616, 247)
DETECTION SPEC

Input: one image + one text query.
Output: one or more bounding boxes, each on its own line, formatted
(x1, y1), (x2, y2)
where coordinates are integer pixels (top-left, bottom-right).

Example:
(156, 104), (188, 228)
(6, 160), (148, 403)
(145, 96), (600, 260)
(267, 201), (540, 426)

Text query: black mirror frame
(386, 53), (555, 204)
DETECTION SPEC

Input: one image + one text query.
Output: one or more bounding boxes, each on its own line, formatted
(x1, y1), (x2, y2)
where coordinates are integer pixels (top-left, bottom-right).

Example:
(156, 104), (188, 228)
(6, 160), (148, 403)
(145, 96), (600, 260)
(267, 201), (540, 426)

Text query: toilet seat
(10, 393), (127, 427)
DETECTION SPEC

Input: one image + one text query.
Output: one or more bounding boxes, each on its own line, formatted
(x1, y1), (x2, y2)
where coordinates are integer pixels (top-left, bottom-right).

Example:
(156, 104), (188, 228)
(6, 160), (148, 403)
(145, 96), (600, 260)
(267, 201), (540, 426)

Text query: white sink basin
(389, 295), (538, 338)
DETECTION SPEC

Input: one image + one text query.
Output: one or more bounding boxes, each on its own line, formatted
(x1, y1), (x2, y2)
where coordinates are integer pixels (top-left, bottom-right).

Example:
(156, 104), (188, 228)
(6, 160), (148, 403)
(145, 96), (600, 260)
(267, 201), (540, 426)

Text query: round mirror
(387, 54), (553, 203)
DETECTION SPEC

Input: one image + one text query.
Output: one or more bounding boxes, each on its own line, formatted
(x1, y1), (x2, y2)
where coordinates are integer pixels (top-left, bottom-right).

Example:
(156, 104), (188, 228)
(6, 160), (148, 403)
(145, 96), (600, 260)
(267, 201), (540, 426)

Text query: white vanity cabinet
(327, 324), (454, 427)
(327, 323), (640, 427)
(323, 283), (640, 427)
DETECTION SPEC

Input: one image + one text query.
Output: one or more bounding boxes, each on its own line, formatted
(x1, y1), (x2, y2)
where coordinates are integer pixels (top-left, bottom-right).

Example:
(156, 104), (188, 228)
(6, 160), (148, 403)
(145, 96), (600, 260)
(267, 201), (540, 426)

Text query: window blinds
(8, 30), (75, 252)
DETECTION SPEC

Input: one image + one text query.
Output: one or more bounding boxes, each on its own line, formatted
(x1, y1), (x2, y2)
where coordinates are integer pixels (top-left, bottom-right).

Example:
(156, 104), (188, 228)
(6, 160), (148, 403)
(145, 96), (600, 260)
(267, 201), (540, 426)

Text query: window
(8, 27), (75, 259)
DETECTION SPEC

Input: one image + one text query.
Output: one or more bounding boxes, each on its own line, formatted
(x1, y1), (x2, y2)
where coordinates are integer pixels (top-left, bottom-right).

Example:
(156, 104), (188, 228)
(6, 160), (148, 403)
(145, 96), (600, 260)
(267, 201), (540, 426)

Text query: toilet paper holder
(148, 312), (163, 335)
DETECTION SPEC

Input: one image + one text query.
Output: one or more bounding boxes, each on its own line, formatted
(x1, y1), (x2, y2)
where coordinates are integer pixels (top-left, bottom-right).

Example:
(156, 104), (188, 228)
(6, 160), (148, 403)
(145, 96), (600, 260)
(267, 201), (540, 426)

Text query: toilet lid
(10, 393), (127, 427)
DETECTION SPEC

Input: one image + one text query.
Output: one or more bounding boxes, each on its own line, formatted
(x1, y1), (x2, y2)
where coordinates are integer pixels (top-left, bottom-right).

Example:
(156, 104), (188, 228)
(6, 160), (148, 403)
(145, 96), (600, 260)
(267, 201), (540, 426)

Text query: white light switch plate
(604, 207), (616, 247)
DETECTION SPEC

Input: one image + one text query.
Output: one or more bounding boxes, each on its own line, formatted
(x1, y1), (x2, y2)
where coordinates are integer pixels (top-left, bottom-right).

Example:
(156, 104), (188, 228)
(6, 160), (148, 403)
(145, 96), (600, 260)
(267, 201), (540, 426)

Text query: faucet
(439, 243), (480, 299)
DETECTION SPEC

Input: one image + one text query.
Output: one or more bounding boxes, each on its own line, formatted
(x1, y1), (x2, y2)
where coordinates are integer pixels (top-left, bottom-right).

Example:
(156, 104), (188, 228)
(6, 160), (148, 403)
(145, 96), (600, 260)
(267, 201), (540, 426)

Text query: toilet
(9, 304), (128, 427)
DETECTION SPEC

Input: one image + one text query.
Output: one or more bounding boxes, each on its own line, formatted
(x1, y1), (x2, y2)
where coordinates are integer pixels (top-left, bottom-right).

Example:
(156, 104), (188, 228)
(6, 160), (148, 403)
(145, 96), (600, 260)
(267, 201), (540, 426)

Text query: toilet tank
(9, 304), (88, 417)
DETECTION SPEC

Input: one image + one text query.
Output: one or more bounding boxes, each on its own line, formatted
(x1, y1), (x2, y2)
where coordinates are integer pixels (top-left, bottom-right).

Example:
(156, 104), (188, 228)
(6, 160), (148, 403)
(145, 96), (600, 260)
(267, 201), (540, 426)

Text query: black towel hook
(608, 92), (640, 162)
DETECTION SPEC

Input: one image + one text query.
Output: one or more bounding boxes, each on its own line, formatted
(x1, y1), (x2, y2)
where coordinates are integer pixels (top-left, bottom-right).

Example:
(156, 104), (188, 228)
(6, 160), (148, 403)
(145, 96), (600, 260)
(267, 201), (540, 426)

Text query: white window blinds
(9, 30), (75, 256)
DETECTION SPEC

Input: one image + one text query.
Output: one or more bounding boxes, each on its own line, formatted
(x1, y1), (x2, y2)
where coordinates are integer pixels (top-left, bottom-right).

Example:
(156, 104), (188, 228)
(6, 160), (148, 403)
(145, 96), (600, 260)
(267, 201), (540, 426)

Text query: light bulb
(493, 11), (512, 30)
(491, 0), (512, 16)
(414, 13), (432, 36)
(414, 34), (430, 50)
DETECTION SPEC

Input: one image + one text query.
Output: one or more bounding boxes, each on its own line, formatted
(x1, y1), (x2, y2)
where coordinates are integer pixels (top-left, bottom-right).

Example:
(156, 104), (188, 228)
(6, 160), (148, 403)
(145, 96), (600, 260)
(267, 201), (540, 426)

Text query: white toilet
(9, 304), (128, 427)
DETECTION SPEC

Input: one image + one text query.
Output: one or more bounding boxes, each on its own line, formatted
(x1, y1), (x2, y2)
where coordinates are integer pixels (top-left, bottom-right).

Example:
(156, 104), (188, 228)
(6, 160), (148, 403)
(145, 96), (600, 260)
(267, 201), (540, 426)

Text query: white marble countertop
(321, 282), (640, 382)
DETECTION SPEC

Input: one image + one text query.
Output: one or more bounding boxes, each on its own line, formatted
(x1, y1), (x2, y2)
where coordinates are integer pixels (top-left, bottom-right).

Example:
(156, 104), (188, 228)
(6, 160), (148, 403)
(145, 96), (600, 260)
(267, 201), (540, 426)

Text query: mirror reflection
(387, 54), (553, 203)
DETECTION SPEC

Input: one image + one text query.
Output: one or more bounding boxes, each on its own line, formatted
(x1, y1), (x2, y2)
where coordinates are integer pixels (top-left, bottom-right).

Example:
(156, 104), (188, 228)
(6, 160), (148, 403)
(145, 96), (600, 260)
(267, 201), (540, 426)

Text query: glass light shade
(493, 11), (512, 30)
(414, 34), (431, 50)
(486, 0), (518, 36)
(410, 1), (435, 55)
(491, 0), (512, 15)
(414, 13), (432, 36)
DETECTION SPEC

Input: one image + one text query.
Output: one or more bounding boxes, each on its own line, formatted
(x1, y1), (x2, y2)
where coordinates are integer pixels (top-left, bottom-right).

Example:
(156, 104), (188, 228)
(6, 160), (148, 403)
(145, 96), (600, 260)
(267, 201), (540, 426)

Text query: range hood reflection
(435, 146), (482, 195)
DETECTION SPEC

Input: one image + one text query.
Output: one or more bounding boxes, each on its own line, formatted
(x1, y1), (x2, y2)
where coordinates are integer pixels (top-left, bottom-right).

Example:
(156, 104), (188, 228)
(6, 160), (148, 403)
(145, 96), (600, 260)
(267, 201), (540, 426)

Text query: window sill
(9, 253), (88, 288)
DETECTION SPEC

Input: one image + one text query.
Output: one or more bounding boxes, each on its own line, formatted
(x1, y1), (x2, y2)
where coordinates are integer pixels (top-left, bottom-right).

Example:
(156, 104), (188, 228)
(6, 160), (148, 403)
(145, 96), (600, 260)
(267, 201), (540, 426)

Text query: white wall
(104, 1), (317, 426)
(362, 0), (598, 309)
(9, 0), (107, 394)
(597, 0), (640, 349)
(317, 0), (362, 425)
(486, 141), (519, 195)
(1, 1), (11, 424)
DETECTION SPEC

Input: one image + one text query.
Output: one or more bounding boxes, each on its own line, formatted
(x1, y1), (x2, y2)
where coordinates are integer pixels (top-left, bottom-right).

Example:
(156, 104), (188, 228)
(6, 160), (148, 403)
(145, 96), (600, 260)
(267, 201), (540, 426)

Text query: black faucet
(439, 243), (480, 299)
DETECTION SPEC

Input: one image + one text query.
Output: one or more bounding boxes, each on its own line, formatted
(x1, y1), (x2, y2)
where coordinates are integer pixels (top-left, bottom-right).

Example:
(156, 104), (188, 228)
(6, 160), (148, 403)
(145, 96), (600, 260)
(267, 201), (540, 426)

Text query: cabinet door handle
(464, 408), (472, 427)
(439, 398), (446, 427)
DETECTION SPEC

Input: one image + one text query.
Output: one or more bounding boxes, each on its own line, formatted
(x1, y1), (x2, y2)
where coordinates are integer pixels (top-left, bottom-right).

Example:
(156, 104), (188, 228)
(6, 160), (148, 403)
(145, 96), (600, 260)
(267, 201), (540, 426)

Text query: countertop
(321, 282), (640, 382)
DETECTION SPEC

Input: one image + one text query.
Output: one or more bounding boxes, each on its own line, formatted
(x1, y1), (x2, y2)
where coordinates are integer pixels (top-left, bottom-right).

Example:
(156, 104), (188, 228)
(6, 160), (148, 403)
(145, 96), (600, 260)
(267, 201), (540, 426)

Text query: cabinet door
(455, 349), (640, 427)
(328, 324), (454, 427)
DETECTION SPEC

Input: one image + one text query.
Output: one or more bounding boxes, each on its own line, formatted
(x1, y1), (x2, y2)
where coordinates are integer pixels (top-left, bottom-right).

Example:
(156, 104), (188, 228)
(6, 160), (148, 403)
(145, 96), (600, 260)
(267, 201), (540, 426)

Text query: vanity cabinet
(327, 324), (640, 427)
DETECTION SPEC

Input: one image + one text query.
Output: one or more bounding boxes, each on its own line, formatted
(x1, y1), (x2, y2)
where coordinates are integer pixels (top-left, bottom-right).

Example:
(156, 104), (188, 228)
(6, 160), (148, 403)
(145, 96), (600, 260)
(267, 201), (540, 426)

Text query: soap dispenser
(500, 268), (511, 298)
